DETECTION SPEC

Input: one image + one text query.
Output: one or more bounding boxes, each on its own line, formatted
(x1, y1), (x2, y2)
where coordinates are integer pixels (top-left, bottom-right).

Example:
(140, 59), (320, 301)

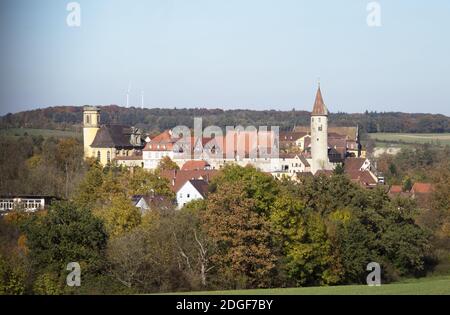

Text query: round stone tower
(310, 86), (329, 174)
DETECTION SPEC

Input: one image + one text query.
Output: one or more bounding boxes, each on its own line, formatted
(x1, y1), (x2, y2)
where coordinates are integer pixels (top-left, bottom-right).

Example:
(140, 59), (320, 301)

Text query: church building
(83, 106), (145, 166)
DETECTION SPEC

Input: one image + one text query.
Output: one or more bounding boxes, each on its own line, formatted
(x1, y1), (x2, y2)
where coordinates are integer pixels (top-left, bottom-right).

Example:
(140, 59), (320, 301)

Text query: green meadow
(170, 276), (450, 295)
(368, 133), (450, 146)
(0, 128), (81, 139)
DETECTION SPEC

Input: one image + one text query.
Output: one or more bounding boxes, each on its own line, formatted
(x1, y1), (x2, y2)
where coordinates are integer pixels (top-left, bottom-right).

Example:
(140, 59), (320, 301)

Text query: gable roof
(279, 131), (308, 142)
(293, 126), (358, 141)
(186, 179), (210, 197)
(91, 125), (139, 148)
(143, 130), (178, 151)
(299, 155), (310, 167)
(388, 185), (403, 194)
(181, 160), (210, 171)
(344, 158), (367, 171)
(311, 87), (328, 116)
(160, 169), (218, 192)
(346, 170), (378, 187)
(411, 183), (433, 194)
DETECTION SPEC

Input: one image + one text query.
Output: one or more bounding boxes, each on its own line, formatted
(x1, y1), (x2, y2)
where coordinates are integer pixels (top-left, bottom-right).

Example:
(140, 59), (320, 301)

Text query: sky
(0, 0), (449, 116)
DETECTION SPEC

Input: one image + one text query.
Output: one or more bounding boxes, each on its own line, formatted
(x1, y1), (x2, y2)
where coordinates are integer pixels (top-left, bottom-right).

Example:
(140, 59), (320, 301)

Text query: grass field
(0, 128), (81, 139)
(172, 276), (450, 295)
(368, 133), (450, 146)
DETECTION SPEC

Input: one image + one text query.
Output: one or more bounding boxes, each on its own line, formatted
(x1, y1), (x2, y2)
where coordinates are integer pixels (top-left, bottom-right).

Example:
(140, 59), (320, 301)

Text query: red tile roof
(279, 132), (308, 142)
(411, 183), (433, 194)
(181, 160), (211, 171)
(344, 158), (367, 172)
(389, 185), (403, 194)
(346, 170), (378, 187)
(160, 169), (218, 192)
(143, 130), (178, 151)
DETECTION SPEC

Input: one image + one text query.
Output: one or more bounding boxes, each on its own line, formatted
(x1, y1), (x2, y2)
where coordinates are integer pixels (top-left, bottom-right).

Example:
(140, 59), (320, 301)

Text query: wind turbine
(126, 82), (131, 108)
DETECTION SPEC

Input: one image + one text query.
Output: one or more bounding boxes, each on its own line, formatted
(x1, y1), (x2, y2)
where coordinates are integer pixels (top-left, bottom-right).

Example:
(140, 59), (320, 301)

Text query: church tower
(310, 85), (330, 174)
(83, 106), (100, 159)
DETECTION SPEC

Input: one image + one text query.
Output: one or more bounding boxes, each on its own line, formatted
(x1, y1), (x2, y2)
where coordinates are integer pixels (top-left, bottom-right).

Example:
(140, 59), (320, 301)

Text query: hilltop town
(79, 86), (383, 209)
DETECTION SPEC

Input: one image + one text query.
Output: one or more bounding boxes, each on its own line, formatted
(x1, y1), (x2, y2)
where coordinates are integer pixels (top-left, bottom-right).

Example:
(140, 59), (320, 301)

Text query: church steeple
(311, 86), (328, 116)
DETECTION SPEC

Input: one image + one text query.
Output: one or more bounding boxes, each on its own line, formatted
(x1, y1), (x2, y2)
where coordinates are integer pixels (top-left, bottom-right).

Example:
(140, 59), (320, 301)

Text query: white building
(0, 195), (55, 213)
(176, 179), (209, 209)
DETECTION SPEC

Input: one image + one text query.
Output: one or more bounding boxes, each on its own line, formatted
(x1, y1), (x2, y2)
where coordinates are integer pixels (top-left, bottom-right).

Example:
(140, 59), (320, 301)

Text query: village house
(176, 179), (210, 209)
(132, 194), (174, 214)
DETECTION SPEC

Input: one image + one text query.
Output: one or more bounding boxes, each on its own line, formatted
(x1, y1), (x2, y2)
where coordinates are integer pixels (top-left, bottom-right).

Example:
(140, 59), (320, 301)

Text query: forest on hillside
(1, 105), (449, 135)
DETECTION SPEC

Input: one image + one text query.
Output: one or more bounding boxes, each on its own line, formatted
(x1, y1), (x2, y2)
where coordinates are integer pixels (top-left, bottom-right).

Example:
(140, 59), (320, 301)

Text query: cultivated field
(173, 276), (450, 295)
(0, 128), (81, 139)
(368, 133), (450, 146)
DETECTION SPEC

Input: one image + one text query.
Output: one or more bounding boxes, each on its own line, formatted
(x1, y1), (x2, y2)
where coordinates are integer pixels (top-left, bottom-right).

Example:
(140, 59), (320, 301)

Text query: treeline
(376, 144), (450, 185)
(2, 163), (449, 294)
(0, 135), (86, 198)
(1, 105), (449, 134)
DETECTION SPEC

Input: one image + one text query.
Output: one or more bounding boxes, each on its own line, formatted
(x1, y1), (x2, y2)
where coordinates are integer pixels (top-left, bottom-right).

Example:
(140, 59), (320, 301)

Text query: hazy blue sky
(1, 0), (449, 115)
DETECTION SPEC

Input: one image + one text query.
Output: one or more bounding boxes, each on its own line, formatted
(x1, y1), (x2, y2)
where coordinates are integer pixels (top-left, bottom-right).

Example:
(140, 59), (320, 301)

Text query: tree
(333, 163), (345, 175)
(202, 182), (276, 289)
(97, 195), (142, 238)
(107, 216), (192, 293)
(157, 156), (180, 171)
(270, 191), (335, 285)
(128, 167), (174, 198)
(175, 200), (214, 288)
(54, 138), (84, 198)
(22, 201), (107, 275)
(73, 161), (104, 209)
(0, 254), (27, 295)
(210, 164), (279, 215)
(402, 176), (413, 192)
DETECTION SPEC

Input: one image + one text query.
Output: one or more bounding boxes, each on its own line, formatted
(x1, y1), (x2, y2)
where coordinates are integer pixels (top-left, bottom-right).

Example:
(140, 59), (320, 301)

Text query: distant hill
(1, 105), (449, 135)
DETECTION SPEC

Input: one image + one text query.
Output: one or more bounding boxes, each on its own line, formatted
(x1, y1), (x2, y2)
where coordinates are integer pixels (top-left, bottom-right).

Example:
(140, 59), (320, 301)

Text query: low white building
(176, 179), (209, 209)
(269, 153), (311, 178)
(0, 195), (56, 213)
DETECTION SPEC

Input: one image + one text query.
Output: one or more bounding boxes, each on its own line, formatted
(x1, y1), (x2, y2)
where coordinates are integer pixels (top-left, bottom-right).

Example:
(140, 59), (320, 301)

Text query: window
(86, 115), (90, 125)
(187, 194), (190, 198)
(0, 199), (14, 211)
(312, 118), (314, 122)
(97, 151), (101, 161)
(318, 118), (321, 122)
(318, 125), (323, 131)
(107, 151), (111, 164)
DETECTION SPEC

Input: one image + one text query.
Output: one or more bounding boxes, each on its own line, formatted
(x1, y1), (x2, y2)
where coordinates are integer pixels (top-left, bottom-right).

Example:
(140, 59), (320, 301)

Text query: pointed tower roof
(311, 86), (328, 116)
